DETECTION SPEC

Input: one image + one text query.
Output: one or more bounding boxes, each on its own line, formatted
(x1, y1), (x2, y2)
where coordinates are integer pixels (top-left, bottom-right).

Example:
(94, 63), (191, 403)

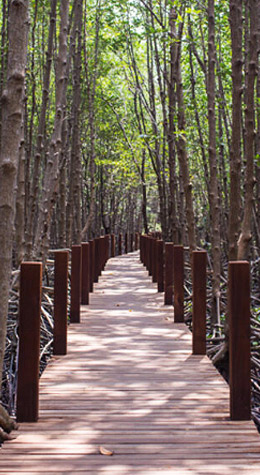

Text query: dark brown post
(105, 234), (110, 263)
(111, 234), (115, 257)
(148, 237), (153, 276)
(100, 236), (105, 272)
(229, 261), (251, 421)
(152, 238), (158, 283)
(164, 243), (174, 305)
(118, 233), (122, 255)
(135, 232), (139, 251)
(70, 245), (82, 323)
(130, 233), (134, 252)
(145, 236), (149, 271)
(100, 236), (105, 270)
(144, 235), (149, 269)
(141, 235), (145, 265)
(125, 233), (128, 253)
(192, 251), (207, 354)
(53, 251), (69, 355)
(157, 240), (164, 292)
(81, 243), (89, 305)
(89, 240), (95, 292)
(17, 262), (42, 422)
(94, 238), (99, 282)
(98, 237), (103, 273)
(145, 235), (149, 269)
(173, 245), (184, 322)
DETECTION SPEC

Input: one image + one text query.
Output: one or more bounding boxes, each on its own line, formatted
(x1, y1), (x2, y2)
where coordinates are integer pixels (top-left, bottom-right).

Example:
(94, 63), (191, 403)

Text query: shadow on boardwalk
(1, 252), (260, 474)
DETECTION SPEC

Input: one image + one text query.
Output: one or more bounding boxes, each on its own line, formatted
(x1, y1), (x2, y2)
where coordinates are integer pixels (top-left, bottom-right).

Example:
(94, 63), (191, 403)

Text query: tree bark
(228, 0), (243, 260)
(33, 0), (69, 260)
(81, 0), (102, 240)
(237, 0), (259, 259)
(25, 0), (57, 259)
(67, 0), (83, 245)
(0, 0), (29, 434)
(176, 54), (196, 253)
(207, 0), (221, 324)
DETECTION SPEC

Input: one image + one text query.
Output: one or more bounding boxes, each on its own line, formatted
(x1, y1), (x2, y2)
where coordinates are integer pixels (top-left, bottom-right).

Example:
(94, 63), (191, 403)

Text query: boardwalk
(1, 252), (260, 474)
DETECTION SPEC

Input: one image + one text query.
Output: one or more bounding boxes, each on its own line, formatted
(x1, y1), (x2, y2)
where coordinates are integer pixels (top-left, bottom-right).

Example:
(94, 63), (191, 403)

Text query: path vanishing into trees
(1, 252), (260, 474)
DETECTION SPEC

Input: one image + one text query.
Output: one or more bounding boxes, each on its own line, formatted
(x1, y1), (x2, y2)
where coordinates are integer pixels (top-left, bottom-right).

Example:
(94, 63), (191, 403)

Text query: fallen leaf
(164, 317), (173, 322)
(99, 446), (114, 456)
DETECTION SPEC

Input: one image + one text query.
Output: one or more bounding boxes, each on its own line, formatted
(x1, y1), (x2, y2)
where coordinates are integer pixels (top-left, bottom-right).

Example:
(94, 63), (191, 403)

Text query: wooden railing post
(99, 234), (106, 275)
(105, 234), (110, 263)
(145, 235), (149, 270)
(173, 245), (184, 322)
(135, 232), (139, 251)
(17, 262), (42, 422)
(145, 235), (149, 271)
(192, 250), (207, 354)
(70, 245), (82, 323)
(53, 251), (69, 355)
(164, 243), (174, 305)
(130, 233), (134, 252)
(157, 240), (164, 292)
(148, 236), (153, 276)
(152, 238), (158, 283)
(141, 235), (145, 266)
(81, 242), (89, 305)
(229, 261), (251, 421)
(94, 238), (99, 282)
(125, 233), (128, 254)
(89, 239), (95, 292)
(118, 233), (122, 255)
(111, 233), (115, 257)
(140, 235), (143, 262)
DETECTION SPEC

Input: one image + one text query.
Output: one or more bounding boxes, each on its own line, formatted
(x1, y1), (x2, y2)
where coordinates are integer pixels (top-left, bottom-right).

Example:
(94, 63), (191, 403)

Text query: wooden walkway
(1, 252), (260, 474)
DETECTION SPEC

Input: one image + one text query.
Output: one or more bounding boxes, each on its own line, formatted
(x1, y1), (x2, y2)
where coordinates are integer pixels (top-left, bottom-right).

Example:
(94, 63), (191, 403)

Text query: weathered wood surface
(1, 252), (260, 474)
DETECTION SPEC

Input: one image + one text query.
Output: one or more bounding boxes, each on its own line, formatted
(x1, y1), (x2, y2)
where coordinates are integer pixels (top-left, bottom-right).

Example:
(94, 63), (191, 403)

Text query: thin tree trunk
(0, 0), (29, 433)
(67, 0), (83, 245)
(176, 57), (196, 253)
(228, 0), (243, 259)
(33, 0), (69, 260)
(167, 7), (178, 243)
(25, 0), (57, 258)
(15, 133), (26, 266)
(237, 0), (259, 259)
(208, 0), (221, 324)
(81, 0), (102, 240)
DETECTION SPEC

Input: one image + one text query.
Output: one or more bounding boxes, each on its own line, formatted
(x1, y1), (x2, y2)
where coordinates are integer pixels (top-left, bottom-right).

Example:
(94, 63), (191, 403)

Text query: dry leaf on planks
(99, 446), (114, 456)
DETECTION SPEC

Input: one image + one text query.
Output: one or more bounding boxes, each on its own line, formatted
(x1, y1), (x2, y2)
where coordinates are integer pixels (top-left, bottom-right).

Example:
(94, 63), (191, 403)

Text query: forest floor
(1, 252), (260, 474)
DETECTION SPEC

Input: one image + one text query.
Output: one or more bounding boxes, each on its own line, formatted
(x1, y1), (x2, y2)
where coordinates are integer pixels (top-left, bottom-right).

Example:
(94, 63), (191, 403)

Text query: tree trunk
(228, 0), (243, 260)
(207, 0), (221, 325)
(237, 0), (259, 259)
(25, 0), (57, 259)
(33, 0), (69, 260)
(0, 0), (29, 434)
(67, 0), (83, 245)
(81, 0), (101, 240)
(176, 57), (196, 253)
(15, 134), (26, 266)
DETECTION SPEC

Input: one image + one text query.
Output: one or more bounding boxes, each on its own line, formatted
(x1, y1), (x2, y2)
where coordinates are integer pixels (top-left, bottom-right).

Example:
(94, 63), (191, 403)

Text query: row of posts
(140, 234), (251, 422)
(16, 233), (140, 423)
